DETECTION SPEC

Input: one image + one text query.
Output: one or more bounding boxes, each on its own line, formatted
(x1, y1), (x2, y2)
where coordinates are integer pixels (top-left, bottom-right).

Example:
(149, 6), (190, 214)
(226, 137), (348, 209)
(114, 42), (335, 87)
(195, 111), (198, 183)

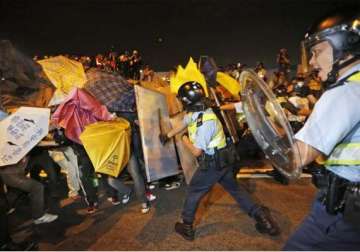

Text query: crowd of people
(33, 49), (155, 82)
(1, 46), (323, 250)
(1, 6), (360, 250)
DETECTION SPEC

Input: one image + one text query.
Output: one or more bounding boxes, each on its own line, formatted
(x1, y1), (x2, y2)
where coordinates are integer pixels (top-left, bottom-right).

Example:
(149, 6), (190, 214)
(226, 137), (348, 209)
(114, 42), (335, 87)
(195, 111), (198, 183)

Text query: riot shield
(239, 70), (302, 179)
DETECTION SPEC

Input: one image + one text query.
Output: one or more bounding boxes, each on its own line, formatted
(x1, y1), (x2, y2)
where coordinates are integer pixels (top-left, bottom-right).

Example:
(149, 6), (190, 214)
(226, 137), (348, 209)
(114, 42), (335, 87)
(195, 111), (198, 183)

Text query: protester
(50, 127), (83, 199)
(277, 48), (291, 77)
(118, 52), (130, 78)
(307, 70), (323, 100)
(28, 147), (61, 198)
(0, 108), (58, 225)
(72, 143), (100, 214)
(115, 111), (153, 214)
(0, 184), (37, 250)
(129, 50), (142, 80)
(0, 157), (58, 224)
(141, 64), (154, 82)
(254, 61), (267, 81)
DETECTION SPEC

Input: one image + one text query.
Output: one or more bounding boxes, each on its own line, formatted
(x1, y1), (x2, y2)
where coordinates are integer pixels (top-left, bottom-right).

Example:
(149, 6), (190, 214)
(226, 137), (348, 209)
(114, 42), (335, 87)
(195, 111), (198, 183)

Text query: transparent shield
(239, 70), (302, 179)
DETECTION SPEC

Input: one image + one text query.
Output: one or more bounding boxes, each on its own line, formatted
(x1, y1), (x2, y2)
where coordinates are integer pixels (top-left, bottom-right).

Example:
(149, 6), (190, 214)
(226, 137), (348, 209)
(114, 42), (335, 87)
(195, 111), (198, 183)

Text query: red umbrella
(51, 88), (112, 144)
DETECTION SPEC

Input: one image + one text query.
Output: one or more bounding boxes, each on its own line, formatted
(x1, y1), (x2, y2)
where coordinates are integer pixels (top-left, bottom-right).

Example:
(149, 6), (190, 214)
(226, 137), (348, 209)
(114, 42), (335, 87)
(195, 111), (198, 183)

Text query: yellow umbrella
(38, 56), (87, 105)
(216, 72), (241, 97)
(170, 57), (242, 98)
(170, 57), (208, 96)
(79, 118), (131, 177)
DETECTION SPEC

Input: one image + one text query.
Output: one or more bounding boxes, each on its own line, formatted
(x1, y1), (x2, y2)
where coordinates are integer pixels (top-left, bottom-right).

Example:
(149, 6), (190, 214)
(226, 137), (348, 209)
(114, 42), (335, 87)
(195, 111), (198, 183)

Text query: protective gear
(273, 85), (287, 97)
(187, 112), (226, 150)
(304, 7), (360, 88)
(175, 221), (195, 241)
(177, 81), (207, 111)
(317, 172), (360, 228)
(159, 133), (170, 145)
(253, 206), (281, 236)
(343, 183), (360, 227)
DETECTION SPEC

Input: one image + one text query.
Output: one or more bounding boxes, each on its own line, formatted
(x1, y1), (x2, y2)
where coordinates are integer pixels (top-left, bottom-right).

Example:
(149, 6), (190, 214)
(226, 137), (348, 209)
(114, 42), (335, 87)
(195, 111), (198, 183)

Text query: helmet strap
(185, 101), (208, 112)
(324, 55), (360, 89)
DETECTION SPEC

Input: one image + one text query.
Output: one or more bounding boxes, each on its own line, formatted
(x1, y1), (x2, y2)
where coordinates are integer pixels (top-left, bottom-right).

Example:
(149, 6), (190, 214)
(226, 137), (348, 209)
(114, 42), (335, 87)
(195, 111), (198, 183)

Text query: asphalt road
(9, 173), (316, 251)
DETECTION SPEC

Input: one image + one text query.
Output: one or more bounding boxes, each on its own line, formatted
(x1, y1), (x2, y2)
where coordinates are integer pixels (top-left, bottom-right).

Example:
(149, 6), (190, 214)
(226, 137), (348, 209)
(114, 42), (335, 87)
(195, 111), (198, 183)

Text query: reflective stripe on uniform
(324, 72), (360, 181)
(325, 142), (360, 165)
(348, 72), (360, 82)
(188, 112), (226, 150)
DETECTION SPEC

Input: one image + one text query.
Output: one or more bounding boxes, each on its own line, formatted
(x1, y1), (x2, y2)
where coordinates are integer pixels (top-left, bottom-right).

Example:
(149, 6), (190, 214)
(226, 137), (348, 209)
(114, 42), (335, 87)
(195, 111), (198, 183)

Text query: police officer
(160, 81), (279, 241)
(283, 7), (360, 250)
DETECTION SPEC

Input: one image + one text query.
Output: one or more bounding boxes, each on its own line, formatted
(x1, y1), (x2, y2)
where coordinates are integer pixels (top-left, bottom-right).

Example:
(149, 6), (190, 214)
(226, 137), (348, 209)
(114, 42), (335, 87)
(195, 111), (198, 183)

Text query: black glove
(211, 105), (221, 114)
(159, 133), (170, 145)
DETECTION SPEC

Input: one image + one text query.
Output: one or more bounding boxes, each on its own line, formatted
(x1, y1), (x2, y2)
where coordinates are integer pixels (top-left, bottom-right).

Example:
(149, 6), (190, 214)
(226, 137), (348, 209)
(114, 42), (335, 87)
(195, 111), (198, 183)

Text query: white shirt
(295, 64), (360, 181)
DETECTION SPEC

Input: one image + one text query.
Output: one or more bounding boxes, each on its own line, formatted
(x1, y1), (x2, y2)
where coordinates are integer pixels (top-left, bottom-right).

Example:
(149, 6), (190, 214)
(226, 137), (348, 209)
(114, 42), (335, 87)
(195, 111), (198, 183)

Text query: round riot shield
(239, 70), (301, 179)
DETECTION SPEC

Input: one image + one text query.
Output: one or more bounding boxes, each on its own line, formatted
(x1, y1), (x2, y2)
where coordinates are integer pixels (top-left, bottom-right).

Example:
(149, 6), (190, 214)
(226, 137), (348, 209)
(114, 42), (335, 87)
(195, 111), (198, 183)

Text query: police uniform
(181, 108), (261, 225)
(283, 66), (360, 250)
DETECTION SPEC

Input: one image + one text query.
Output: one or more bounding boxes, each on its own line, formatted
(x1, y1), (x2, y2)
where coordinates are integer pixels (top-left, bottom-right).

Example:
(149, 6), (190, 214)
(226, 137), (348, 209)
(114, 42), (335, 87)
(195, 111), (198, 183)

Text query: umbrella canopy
(0, 40), (55, 111)
(38, 56), (87, 106)
(170, 57), (208, 96)
(216, 72), (241, 97)
(84, 68), (136, 113)
(170, 57), (240, 97)
(80, 118), (131, 177)
(0, 107), (50, 166)
(51, 88), (112, 144)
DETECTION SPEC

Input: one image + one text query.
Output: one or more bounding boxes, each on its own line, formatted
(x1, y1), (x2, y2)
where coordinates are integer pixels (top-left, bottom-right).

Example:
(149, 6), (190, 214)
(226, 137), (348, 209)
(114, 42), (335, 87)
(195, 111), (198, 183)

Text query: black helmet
(177, 81), (206, 110)
(273, 85), (287, 97)
(293, 82), (309, 97)
(304, 7), (360, 87)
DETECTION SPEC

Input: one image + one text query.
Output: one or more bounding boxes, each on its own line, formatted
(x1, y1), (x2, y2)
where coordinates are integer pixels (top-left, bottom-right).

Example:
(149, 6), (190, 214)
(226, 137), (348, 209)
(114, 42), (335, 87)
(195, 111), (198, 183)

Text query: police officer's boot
(253, 206), (280, 236)
(175, 221), (195, 241)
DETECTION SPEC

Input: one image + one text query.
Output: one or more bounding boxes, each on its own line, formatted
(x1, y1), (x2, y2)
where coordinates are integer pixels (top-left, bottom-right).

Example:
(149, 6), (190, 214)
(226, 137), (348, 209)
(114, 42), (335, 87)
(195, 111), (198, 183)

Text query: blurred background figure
(277, 48), (291, 77)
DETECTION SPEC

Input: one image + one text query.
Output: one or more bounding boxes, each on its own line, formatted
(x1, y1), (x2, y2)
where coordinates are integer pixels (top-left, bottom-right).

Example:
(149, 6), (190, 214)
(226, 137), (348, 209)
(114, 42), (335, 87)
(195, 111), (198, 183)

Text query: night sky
(0, 0), (359, 71)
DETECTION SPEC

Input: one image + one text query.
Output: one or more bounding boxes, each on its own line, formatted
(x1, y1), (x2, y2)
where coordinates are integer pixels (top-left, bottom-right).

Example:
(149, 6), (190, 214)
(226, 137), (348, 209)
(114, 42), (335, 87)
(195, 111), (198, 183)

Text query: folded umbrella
(51, 88), (112, 144)
(216, 72), (241, 97)
(80, 118), (131, 177)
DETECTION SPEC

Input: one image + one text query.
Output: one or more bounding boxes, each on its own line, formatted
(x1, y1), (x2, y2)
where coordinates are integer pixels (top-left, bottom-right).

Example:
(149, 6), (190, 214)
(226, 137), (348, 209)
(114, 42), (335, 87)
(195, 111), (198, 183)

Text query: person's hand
(159, 133), (169, 145)
(181, 133), (189, 142)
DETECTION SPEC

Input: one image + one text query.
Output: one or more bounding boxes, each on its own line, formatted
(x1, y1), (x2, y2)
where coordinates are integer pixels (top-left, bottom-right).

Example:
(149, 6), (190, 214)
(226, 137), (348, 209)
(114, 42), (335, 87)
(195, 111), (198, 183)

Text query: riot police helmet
(304, 7), (360, 87)
(177, 81), (206, 110)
